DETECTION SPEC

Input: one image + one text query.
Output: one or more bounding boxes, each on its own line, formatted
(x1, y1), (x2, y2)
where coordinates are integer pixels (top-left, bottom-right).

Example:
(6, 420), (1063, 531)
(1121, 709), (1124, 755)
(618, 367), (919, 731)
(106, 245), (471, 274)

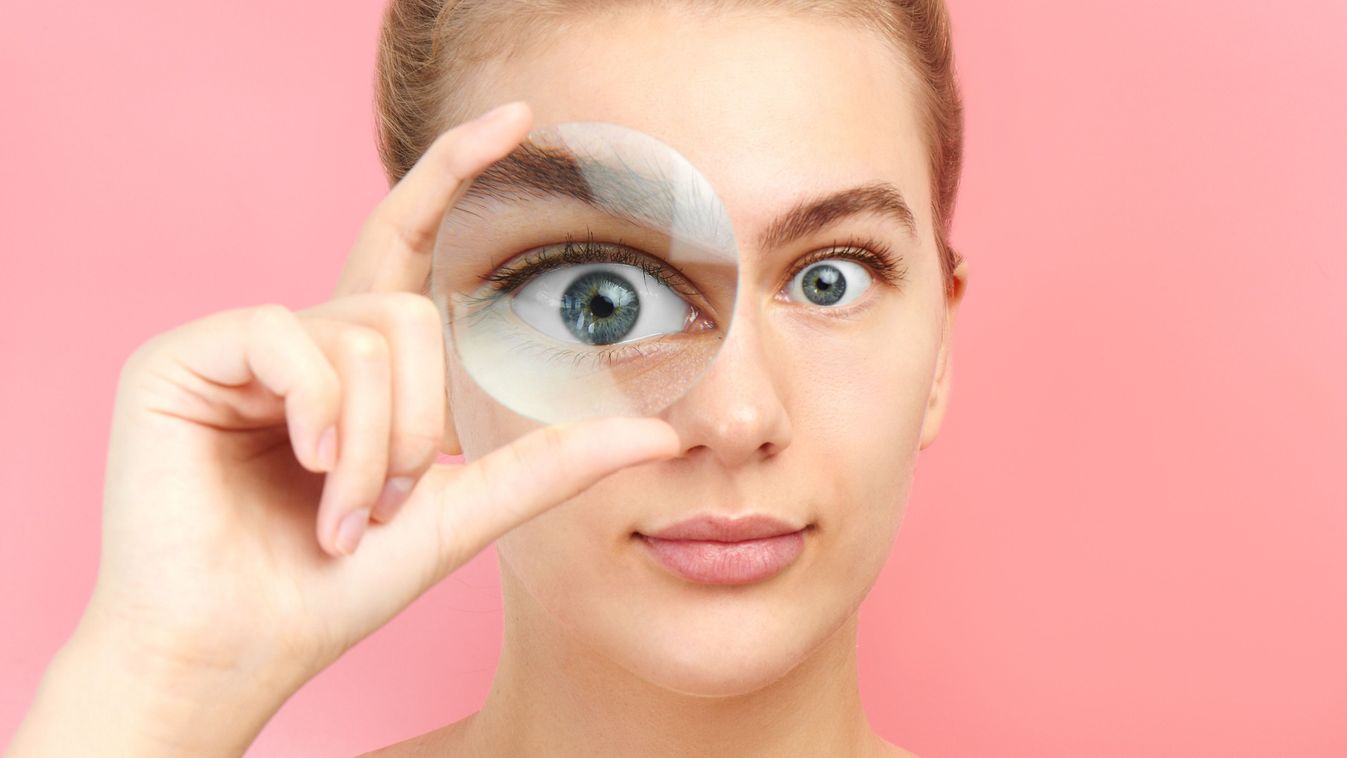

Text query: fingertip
(477, 99), (531, 128)
(647, 424), (683, 461)
(608, 416), (682, 461)
(315, 425), (338, 472)
(468, 101), (533, 153)
(334, 507), (371, 556)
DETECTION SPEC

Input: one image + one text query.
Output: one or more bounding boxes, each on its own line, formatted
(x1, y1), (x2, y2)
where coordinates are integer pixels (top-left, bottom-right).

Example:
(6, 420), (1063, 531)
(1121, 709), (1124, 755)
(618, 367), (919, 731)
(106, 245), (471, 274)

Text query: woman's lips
(636, 529), (807, 585)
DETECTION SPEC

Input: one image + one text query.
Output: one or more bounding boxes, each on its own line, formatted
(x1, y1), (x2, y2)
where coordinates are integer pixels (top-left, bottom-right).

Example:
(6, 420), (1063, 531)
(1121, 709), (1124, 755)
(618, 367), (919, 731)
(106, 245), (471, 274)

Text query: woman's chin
(629, 654), (802, 698)
(605, 616), (822, 698)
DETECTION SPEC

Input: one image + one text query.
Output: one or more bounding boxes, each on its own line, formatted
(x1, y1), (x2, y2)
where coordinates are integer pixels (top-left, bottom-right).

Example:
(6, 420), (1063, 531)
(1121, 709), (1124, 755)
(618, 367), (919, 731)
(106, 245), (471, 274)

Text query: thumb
(423, 416), (681, 583)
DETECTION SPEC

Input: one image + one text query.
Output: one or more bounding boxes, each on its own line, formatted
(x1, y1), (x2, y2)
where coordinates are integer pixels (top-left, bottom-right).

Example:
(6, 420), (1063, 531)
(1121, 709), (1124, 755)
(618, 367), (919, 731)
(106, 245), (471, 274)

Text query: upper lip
(638, 514), (807, 542)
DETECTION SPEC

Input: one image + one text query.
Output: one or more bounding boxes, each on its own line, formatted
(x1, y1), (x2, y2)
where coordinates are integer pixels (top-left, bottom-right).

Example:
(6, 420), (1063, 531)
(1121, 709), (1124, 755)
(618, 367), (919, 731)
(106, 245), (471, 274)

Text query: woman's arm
(10, 608), (302, 757)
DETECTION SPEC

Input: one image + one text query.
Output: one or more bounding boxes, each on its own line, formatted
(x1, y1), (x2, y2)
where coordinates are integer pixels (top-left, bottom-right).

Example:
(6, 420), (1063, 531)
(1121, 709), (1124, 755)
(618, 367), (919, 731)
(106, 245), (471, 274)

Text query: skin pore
(371, 5), (966, 757)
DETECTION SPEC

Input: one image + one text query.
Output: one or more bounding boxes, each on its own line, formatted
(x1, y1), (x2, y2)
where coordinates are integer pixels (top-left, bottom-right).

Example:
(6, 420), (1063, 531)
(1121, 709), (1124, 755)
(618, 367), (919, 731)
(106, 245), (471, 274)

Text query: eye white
(508, 262), (692, 344)
(786, 259), (872, 307)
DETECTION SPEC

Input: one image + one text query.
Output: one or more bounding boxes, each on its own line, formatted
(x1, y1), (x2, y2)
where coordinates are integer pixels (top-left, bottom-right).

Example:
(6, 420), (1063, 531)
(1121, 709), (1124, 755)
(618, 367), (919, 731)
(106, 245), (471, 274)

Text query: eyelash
(784, 236), (909, 294)
(459, 229), (698, 310)
(462, 227), (908, 310)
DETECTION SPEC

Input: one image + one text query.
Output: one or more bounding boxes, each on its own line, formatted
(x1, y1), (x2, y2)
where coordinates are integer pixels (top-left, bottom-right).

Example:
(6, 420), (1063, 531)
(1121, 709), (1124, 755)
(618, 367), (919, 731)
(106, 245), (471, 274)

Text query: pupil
(590, 294), (615, 318)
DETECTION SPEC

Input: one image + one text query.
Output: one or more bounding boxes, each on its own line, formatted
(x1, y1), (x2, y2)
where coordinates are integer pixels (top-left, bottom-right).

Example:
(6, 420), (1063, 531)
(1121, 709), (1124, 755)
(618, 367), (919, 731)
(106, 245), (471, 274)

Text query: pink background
(3, 1), (1345, 755)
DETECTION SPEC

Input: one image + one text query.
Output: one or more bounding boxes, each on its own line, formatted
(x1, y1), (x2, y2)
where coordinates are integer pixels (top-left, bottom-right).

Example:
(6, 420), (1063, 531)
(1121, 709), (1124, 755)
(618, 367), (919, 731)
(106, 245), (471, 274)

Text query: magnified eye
(511, 262), (694, 346)
(786, 259), (872, 307)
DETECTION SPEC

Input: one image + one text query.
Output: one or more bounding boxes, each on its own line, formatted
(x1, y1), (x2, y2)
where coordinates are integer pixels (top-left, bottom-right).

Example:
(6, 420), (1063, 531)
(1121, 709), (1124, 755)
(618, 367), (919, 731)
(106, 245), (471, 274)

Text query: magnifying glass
(430, 122), (740, 424)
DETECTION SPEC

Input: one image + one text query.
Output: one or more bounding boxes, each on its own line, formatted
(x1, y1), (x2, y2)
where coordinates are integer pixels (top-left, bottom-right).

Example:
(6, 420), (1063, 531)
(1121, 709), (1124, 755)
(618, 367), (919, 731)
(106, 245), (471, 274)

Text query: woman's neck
(440, 564), (903, 758)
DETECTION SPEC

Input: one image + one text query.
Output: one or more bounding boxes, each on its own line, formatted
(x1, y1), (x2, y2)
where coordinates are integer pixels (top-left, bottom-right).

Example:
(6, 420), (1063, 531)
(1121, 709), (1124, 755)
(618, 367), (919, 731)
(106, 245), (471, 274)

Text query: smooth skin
(370, 8), (965, 758)
(7, 100), (684, 757)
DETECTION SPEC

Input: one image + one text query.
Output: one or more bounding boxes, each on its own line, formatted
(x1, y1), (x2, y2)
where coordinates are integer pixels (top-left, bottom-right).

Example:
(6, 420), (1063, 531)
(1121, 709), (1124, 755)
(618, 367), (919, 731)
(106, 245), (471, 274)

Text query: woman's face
(441, 6), (965, 696)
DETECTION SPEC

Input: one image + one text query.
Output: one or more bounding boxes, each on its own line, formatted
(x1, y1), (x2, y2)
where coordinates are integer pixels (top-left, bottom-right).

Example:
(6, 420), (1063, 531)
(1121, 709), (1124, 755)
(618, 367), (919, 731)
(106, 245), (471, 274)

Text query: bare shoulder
(356, 714), (475, 757)
(877, 736), (921, 758)
(356, 729), (446, 758)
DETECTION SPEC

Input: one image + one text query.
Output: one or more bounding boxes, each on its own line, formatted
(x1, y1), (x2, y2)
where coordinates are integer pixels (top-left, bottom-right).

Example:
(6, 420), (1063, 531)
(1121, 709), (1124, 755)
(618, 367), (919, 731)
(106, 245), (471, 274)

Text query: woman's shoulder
(356, 715), (475, 757)
(356, 731), (445, 758)
(877, 735), (921, 758)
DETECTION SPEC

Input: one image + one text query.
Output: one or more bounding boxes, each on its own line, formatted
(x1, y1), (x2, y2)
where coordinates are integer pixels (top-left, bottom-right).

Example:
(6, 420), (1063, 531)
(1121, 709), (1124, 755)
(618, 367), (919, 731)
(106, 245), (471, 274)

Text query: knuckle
(538, 424), (570, 472)
(337, 326), (389, 365)
(123, 330), (167, 374)
(537, 424), (567, 461)
(251, 302), (292, 321)
(507, 432), (533, 477)
(120, 306), (235, 381)
(119, 337), (163, 389)
(384, 292), (441, 338)
(391, 216), (435, 254)
(247, 303), (294, 336)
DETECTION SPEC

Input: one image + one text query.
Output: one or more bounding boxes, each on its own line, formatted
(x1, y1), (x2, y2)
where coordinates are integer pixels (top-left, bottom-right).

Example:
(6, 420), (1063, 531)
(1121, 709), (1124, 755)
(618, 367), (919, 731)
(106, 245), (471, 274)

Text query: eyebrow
(755, 182), (917, 249)
(457, 142), (714, 242)
(455, 142), (919, 252)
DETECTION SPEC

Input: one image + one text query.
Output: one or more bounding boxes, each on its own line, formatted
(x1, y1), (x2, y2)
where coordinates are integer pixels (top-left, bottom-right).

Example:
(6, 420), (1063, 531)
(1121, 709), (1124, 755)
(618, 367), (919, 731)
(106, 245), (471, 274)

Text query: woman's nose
(660, 305), (793, 468)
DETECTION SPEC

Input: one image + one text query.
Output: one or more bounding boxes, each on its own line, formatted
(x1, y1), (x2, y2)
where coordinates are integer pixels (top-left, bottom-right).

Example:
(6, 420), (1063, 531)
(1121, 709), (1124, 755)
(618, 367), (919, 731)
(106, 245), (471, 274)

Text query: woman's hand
(9, 100), (682, 757)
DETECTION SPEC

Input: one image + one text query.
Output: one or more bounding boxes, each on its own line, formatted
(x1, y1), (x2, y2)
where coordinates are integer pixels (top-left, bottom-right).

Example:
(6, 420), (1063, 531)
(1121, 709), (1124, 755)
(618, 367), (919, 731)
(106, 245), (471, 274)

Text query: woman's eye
(509, 262), (694, 346)
(785, 259), (873, 307)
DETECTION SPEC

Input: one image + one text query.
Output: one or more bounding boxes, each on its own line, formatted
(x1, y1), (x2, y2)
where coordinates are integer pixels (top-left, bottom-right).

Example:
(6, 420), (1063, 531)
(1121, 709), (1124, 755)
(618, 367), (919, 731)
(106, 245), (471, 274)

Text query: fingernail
(335, 508), (370, 556)
(316, 426), (337, 471)
(371, 476), (415, 522)
(474, 101), (521, 127)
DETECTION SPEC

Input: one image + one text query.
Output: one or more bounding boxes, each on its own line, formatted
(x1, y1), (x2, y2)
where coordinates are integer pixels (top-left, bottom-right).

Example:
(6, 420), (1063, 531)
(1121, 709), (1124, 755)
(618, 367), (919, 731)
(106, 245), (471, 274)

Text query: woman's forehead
(459, 7), (932, 235)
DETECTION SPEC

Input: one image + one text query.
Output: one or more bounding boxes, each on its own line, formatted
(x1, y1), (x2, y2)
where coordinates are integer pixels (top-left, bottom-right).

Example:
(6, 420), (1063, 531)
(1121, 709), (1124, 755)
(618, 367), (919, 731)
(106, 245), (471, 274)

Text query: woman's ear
(919, 259), (969, 450)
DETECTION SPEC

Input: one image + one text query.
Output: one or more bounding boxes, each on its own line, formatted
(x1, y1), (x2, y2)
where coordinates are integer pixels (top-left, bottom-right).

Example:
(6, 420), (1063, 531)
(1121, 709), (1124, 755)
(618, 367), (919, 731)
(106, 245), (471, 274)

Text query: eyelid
(477, 230), (702, 302)
(781, 236), (909, 293)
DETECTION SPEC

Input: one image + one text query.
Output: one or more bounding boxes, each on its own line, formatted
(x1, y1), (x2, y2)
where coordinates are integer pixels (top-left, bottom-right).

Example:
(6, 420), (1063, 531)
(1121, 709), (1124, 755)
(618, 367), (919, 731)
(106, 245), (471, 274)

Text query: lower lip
(636, 529), (806, 585)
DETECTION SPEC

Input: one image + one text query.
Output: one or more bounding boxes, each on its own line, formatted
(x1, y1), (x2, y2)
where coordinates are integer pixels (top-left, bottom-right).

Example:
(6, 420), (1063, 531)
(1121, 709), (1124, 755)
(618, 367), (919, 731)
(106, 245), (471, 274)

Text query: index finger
(434, 417), (682, 578)
(333, 100), (534, 297)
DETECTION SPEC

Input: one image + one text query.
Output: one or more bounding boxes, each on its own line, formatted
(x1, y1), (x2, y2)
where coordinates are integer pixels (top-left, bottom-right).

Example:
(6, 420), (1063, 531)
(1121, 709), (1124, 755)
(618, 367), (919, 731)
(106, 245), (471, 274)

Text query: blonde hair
(374, 0), (964, 297)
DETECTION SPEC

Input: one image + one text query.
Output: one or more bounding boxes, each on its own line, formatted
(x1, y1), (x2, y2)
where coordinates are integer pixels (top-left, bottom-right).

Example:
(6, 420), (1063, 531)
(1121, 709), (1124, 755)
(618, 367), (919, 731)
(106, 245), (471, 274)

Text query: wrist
(9, 609), (308, 757)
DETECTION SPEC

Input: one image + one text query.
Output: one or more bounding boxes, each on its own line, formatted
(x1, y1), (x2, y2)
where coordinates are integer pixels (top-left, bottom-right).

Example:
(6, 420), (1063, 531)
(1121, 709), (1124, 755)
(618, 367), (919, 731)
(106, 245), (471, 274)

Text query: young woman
(11, 1), (969, 755)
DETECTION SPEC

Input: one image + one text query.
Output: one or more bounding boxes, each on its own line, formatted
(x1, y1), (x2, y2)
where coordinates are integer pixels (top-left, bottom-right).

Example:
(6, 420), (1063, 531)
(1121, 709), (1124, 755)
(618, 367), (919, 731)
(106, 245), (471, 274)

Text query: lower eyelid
(783, 292), (880, 322)
(773, 286), (872, 311)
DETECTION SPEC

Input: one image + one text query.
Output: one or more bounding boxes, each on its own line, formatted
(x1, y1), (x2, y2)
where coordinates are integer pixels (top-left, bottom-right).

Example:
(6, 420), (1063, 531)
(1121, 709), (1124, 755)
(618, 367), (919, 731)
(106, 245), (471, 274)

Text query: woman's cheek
(791, 315), (931, 559)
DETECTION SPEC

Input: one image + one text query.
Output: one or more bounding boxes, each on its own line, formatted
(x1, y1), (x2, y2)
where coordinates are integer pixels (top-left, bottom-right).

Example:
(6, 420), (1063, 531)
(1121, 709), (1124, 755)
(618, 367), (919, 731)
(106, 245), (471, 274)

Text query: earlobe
(917, 337), (950, 450)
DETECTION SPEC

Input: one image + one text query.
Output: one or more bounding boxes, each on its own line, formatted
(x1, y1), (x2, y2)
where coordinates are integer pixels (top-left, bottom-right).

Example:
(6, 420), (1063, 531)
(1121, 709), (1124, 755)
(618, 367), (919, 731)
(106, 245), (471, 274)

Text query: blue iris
(801, 264), (846, 306)
(559, 270), (641, 345)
